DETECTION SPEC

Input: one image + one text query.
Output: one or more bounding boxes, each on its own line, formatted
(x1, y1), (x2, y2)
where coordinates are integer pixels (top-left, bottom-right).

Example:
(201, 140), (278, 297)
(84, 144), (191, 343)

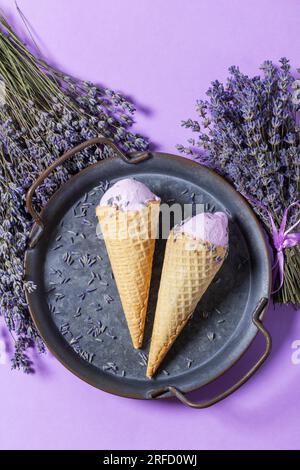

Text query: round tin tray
(25, 137), (272, 408)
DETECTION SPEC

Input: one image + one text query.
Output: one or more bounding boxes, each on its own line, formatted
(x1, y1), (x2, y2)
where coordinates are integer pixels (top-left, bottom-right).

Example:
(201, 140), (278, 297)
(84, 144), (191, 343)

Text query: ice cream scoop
(100, 178), (160, 211)
(180, 212), (228, 247)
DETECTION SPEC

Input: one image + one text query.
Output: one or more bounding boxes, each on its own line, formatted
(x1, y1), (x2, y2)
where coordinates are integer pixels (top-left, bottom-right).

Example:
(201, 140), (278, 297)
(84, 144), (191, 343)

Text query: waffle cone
(96, 201), (160, 348)
(147, 230), (227, 377)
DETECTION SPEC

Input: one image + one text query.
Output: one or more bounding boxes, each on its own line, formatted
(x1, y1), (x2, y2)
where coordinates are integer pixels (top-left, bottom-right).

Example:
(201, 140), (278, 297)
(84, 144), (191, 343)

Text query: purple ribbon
(242, 196), (300, 293)
(268, 201), (300, 293)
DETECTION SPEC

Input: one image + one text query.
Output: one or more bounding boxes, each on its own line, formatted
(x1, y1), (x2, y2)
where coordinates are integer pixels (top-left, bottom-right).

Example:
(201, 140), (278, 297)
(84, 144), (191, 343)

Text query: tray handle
(26, 137), (150, 228)
(150, 297), (271, 408)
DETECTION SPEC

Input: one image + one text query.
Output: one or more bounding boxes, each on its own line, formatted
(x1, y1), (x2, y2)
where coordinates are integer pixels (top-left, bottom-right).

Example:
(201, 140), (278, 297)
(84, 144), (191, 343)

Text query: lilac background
(1, 0), (300, 450)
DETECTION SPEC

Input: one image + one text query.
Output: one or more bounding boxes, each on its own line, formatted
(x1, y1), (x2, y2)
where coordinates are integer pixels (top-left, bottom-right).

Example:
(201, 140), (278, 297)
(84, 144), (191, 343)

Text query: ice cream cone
(96, 200), (160, 348)
(147, 229), (227, 377)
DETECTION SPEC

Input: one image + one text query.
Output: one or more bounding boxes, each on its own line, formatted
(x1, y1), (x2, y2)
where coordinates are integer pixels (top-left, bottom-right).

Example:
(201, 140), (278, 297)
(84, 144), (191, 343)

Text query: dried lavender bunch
(0, 14), (148, 372)
(178, 58), (300, 304)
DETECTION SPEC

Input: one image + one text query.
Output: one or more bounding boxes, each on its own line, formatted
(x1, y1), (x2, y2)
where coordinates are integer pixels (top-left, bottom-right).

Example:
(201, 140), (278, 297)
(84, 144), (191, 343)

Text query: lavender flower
(0, 14), (148, 371)
(179, 58), (300, 304)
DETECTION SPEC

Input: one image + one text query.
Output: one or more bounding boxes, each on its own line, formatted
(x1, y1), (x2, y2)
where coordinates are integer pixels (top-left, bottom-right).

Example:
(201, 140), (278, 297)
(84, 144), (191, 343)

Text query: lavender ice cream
(100, 178), (160, 211)
(180, 212), (228, 247)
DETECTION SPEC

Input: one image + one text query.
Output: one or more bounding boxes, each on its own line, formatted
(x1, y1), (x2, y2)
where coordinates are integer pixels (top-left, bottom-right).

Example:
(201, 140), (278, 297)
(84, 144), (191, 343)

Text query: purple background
(1, 0), (300, 450)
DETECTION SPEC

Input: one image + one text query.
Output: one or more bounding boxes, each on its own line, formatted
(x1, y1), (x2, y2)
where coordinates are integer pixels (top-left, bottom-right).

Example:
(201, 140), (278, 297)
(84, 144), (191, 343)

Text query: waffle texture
(96, 201), (160, 348)
(147, 229), (227, 377)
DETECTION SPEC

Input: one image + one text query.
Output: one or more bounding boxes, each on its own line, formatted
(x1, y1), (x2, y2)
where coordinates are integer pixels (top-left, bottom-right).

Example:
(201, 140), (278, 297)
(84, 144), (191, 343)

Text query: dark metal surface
(25, 138), (272, 402)
(150, 297), (271, 407)
(26, 137), (151, 247)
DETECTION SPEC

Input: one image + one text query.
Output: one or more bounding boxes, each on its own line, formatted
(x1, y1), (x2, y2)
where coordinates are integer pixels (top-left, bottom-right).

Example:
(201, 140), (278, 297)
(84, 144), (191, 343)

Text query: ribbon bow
(268, 201), (300, 293)
(242, 195), (300, 293)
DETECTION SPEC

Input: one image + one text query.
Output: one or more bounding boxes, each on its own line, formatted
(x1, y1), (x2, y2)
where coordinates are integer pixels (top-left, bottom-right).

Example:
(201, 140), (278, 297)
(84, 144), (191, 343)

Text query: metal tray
(25, 137), (272, 408)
